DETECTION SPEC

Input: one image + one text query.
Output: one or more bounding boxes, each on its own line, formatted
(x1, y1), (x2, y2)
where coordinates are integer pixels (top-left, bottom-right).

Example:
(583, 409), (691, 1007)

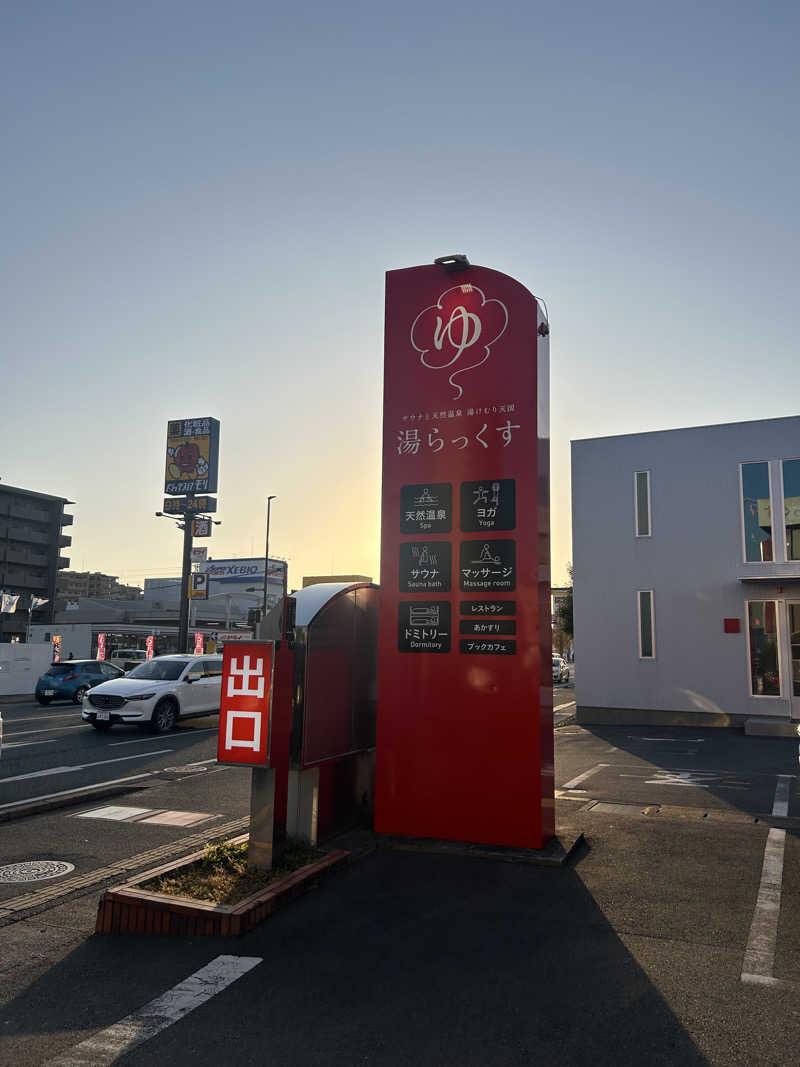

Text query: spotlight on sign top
(434, 254), (471, 272)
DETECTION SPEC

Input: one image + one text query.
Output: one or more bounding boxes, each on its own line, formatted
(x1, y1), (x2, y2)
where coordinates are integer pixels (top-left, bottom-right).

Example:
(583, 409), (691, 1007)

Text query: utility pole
(262, 495), (276, 618)
(177, 507), (194, 654)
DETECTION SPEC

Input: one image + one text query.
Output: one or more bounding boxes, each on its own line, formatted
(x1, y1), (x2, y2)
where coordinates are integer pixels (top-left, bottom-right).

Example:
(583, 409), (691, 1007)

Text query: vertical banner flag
(375, 261), (552, 850)
(145, 635), (155, 660)
(194, 632), (204, 654)
(52, 635), (62, 663)
(96, 633), (107, 660)
(217, 641), (274, 766)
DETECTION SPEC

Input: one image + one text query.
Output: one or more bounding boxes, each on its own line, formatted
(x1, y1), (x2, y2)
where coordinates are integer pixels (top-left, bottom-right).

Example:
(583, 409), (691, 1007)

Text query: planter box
(95, 837), (351, 937)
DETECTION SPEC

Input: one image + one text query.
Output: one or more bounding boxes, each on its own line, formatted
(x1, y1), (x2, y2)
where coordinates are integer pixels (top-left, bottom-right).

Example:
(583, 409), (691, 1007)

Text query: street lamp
(262, 495), (276, 618)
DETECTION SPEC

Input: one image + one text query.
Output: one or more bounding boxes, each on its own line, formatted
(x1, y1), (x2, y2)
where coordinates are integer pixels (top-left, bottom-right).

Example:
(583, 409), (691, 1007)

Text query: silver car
(552, 655), (570, 685)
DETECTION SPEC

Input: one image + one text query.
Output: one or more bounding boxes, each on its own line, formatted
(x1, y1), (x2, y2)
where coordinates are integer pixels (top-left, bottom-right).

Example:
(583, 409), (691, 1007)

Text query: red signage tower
(375, 259), (553, 849)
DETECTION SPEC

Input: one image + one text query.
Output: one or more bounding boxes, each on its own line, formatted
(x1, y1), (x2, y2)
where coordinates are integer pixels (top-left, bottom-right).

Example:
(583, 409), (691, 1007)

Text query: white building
(143, 556), (287, 620)
(572, 415), (800, 734)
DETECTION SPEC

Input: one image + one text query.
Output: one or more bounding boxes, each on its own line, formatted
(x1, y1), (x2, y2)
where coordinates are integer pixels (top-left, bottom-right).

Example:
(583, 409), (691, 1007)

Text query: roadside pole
(177, 507), (194, 654)
(218, 640), (279, 871)
(248, 766), (277, 870)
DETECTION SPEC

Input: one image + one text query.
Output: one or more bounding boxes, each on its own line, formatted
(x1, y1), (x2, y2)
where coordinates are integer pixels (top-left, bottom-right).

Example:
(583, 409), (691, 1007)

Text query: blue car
(35, 660), (125, 706)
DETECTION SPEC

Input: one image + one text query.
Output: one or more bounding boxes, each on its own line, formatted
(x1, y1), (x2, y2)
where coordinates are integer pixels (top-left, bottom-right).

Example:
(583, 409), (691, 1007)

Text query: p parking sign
(189, 572), (208, 599)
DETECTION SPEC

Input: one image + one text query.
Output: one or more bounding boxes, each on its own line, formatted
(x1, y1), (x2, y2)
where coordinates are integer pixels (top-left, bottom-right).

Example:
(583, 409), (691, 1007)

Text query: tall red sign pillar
(375, 259), (553, 849)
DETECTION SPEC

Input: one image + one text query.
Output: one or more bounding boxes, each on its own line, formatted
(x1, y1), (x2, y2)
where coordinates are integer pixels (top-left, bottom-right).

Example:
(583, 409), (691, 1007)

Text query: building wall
(571, 415), (800, 723)
(0, 643), (54, 697)
(0, 484), (72, 641)
(29, 623), (93, 661)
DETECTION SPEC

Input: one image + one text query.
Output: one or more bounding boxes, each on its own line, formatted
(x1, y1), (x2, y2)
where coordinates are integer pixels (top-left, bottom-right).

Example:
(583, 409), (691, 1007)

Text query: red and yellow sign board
(217, 641), (274, 766)
(375, 262), (553, 849)
(164, 417), (220, 496)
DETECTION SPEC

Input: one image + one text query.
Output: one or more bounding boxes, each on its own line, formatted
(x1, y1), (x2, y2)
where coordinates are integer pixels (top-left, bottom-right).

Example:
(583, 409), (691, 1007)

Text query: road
(12, 690), (800, 1064)
(0, 698), (223, 811)
(0, 682), (577, 813)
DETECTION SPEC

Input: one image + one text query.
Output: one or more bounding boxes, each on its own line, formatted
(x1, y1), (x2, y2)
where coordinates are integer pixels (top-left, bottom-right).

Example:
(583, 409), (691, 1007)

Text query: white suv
(81, 654), (223, 733)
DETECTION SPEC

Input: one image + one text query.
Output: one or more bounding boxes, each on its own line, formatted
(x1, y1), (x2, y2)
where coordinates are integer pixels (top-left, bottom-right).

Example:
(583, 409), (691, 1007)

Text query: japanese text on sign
(461, 479), (516, 532)
(399, 542), (451, 593)
(400, 483), (452, 533)
(396, 419), (521, 456)
(164, 417), (220, 496)
(218, 642), (273, 766)
(397, 602), (451, 653)
(459, 540), (517, 591)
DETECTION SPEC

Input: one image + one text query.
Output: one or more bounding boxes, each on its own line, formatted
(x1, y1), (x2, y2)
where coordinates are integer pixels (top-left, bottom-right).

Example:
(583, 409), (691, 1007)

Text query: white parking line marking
(741, 776), (795, 990)
(772, 774), (791, 817)
(0, 750), (173, 784)
(4, 724), (89, 738)
(561, 763), (608, 790)
(607, 763), (795, 778)
(110, 728), (217, 747)
(643, 770), (721, 788)
(555, 701), (576, 711)
(2, 739), (58, 750)
(48, 955), (262, 1066)
(629, 737), (706, 743)
(0, 773), (153, 811)
(2, 711), (85, 725)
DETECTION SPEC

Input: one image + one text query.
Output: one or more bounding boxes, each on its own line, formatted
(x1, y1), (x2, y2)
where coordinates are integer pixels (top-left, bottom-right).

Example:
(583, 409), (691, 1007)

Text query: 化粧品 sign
(164, 418), (220, 496)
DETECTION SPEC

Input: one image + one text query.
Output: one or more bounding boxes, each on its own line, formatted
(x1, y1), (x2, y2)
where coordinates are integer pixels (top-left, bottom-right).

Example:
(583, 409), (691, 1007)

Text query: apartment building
(0, 483), (72, 641)
(57, 571), (141, 600)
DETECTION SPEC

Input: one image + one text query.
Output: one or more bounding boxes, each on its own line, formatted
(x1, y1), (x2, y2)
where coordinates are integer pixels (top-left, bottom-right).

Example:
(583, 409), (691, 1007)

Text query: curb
(95, 841), (352, 936)
(0, 780), (151, 825)
(376, 830), (584, 868)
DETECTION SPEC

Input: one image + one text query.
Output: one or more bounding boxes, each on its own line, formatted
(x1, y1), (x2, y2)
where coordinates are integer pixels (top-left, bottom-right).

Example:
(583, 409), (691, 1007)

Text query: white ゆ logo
(411, 285), (508, 399)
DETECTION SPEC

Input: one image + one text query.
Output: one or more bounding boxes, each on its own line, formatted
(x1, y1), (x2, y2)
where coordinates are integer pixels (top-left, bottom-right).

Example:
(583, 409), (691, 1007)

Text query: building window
(741, 462), (773, 562)
(782, 459), (800, 561)
(634, 471), (651, 537)
(637, 590), (655, 658)
(747, 601), (781, 696)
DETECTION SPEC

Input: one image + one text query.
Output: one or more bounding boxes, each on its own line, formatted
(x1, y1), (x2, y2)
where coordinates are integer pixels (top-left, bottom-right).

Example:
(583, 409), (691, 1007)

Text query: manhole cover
(0, 860), (75, 884)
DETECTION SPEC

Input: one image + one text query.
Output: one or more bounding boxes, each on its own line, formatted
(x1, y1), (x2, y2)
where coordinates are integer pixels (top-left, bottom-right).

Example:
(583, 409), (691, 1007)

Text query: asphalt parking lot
(1, 721), (799, 1065)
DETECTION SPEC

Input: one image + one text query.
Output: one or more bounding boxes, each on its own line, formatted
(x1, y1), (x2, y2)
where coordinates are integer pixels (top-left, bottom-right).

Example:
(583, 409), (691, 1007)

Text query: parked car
(552, 655), (570, 685)
(35, 660), (125, 705)
(81, 653), (224, 733)
(108, 648), (148, 672)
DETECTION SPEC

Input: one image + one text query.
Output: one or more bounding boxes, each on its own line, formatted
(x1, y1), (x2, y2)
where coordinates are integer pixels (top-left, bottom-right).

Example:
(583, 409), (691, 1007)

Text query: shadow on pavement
(0, 849), (709, 1066)
(580, 724), (799, 821)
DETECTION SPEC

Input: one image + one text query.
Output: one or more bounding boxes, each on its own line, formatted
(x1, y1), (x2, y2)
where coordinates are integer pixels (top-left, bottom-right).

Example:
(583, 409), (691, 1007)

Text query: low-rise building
(57, 571), (141, 601)
(572, 414), (800, 733)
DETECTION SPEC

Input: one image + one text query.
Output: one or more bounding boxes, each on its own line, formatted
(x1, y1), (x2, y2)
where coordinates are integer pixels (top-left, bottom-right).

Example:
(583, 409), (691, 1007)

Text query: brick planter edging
(95, 839), (351, 937)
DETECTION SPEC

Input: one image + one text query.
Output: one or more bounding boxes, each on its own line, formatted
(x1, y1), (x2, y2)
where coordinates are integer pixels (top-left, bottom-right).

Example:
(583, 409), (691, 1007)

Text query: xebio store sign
(375, 263), (553, 849)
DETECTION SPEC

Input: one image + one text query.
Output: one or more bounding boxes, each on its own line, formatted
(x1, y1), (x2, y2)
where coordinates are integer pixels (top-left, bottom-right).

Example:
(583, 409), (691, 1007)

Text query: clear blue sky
(2, 1), (798, 590)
